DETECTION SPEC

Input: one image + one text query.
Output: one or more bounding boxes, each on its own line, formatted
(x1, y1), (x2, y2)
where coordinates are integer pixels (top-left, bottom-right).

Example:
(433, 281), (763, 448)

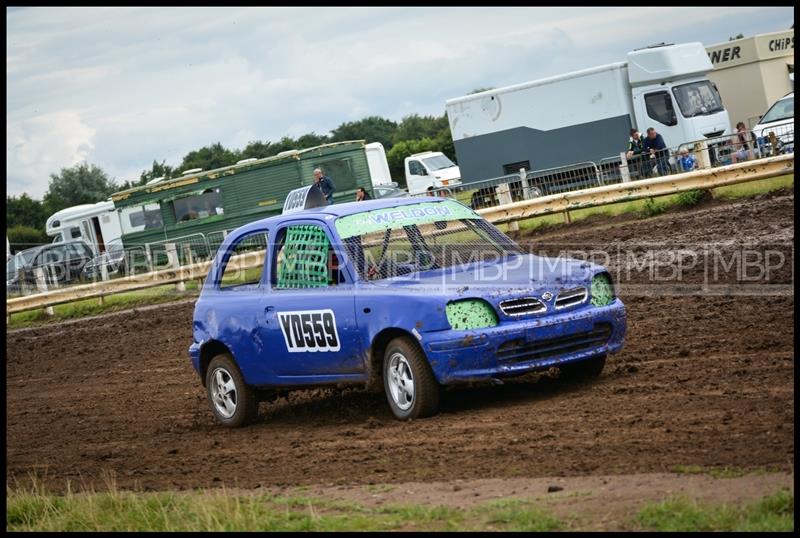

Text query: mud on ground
(6, 192), (794, 493)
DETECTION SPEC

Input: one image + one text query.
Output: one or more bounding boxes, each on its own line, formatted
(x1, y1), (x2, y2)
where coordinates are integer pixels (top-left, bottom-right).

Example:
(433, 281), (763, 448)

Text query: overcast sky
(6, 6), (793, 198)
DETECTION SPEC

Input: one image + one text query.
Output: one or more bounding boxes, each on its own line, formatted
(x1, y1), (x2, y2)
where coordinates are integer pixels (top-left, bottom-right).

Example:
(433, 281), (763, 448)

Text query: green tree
(7, 224), (48, 251)
(296, 132), (330, 149)
(270, 136), (301, 156)
(6, 193), (49, 232)
(392, 114), (449, 145)
(140, 160), (175, 184)
(729, 33), (744, 41)
(240, 140), (274, 160)
(385, 137), (441, 183)
(434, 126), (456, 163)
(329, 116), (398, 149)
(42, 162), (119, 216)
(177, 142), (241, 173)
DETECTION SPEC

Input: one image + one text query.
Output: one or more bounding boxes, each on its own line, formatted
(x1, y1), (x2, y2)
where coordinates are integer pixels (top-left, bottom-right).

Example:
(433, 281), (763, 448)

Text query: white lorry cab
(45, 200), (123, 257)
(404, 151), (462, 195)
(446, 42), (731, 183)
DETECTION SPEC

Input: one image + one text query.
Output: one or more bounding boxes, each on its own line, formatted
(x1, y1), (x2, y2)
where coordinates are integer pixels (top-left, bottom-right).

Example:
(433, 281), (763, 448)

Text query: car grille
(498, 297), (546, 317)
(555, 287), (588, 309)
(496, 323), (613, 364)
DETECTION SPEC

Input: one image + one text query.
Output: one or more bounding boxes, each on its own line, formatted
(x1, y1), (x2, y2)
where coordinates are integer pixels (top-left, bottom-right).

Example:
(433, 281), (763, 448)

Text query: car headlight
(591, 273), (615, 307)
(446, 299), (499, 330)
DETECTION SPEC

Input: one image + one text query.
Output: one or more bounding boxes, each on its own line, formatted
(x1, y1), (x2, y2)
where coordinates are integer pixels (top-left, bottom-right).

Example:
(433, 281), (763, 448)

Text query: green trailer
(110, 140), (373, 265)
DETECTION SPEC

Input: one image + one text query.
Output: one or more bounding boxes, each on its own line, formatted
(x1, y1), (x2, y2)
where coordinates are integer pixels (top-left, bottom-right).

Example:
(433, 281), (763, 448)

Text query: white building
(706, 29), (794, 129)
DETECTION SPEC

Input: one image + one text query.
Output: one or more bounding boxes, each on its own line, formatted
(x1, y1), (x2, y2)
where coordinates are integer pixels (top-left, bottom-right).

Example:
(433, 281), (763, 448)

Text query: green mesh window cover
(591, 273), (615, 307)
(446, 299), (499, 330)
(276, 225), (330, 289)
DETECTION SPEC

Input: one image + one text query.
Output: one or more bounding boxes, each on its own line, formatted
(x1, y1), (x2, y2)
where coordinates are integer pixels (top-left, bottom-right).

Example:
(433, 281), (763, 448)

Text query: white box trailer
(45, 200), (123, 257)
(365, 142), (393, 187)
(446, 42), (731, 182)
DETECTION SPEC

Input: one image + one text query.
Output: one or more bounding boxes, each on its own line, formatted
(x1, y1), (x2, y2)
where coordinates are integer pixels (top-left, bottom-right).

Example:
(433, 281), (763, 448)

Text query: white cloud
(7, 111), (96, 197)
(6, 6), (793, 200)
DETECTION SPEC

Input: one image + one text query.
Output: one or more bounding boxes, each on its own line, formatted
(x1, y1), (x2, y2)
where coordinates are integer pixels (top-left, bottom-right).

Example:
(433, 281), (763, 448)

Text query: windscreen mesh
(343, 218), (521, 281)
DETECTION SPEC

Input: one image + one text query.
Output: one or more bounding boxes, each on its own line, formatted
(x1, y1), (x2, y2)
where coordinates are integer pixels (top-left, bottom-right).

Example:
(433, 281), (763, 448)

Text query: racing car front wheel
(383, 336), (440, 420)
(559, 354), (606, 380)
(206, 353), (259, 427)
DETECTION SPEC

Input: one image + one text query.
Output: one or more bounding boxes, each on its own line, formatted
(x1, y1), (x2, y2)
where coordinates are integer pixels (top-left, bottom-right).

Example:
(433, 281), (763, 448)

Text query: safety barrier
(7, 152), (794, 316)
(476, 153), (793, 225)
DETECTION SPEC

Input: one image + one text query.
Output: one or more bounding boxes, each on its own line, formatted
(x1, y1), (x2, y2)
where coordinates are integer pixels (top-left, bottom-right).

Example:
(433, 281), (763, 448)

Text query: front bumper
(189, 342), (201, 374)
(421, 299), (626, 384)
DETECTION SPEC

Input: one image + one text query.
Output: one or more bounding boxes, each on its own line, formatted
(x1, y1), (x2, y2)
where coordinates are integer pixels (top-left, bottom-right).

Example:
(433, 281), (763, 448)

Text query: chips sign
(282, 185), (327, 214)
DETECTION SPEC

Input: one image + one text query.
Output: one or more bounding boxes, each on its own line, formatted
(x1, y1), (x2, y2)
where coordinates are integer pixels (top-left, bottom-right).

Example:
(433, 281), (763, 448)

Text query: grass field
(6, 481), (792, 532)
(7, 173), (792, 330)
(635, 490), (794, 532)
(7, 284), (199, 329)
(507, 174), (794, 234)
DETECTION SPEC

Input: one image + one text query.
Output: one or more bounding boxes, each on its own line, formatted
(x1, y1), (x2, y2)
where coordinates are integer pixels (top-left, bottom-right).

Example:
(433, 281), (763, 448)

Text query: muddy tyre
(383, 336), (440, 420)
(560, 354), (606, 379)
(206, 353), (259, 427)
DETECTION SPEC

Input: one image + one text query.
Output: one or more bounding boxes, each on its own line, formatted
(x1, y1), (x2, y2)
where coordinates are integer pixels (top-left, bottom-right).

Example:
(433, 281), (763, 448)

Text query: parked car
(82, 239), (127, 280)
(6, 247), (38, 295)
(372, 184), (410, 199)
(189, 194), (627, 427)
(752, 92), (794, 155)
(6, 241), (94, 292)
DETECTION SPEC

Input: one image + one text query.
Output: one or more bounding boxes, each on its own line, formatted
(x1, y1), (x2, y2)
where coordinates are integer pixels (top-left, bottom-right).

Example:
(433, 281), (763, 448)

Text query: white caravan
(446, 42), (732, 182)
(365, 142), (393, 187)
(45, 200), (123, 257)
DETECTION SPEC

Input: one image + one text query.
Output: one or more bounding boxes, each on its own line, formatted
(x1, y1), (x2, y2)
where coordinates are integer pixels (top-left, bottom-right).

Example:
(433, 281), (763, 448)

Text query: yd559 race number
(278, 309), (341, 352)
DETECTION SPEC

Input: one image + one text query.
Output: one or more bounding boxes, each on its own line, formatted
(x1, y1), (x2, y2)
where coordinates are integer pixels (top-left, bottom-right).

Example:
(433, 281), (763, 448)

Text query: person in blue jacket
(313, 168), (336, 204)
(677, 147), (697, 172)
(643, 127), (672, 177)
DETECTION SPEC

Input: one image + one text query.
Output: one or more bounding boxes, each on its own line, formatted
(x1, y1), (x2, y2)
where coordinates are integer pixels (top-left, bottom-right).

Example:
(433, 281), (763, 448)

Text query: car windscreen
(672, 81), (724, 118)
(422, 155), (456, 171)
(760, 96), (794, 124)
(334, 200), (521, 281)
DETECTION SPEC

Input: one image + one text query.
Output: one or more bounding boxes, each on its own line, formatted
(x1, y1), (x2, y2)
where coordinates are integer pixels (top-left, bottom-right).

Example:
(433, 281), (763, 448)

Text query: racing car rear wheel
(206, 353), (259, 427)
(559, 354), (606, 379)
(383, 336), (440, 420)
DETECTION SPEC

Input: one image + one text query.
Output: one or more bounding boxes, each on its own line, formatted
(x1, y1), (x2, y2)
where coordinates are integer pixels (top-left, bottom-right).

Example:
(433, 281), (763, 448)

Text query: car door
(638, 90), (683, 150)
(406, 159), (429, 195)
(66, 242), (92, 282)
(209, 229), (271, 385)
(263, 219), (363, 379)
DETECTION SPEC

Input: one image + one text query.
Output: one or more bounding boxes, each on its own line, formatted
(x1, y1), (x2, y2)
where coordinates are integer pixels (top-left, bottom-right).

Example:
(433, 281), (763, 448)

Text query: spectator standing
(625, 128), (648, 178)
(313, 168), (336, 204)
(677, 148), (697, 172)
(643, 127), (672, 176)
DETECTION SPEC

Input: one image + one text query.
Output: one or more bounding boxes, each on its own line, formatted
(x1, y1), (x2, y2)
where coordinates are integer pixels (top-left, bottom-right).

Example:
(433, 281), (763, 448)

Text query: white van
(404, 151), (462, 195)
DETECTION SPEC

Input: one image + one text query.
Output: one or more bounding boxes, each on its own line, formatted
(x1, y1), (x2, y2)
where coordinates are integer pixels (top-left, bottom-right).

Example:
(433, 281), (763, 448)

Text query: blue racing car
(189, 188), (627, 426)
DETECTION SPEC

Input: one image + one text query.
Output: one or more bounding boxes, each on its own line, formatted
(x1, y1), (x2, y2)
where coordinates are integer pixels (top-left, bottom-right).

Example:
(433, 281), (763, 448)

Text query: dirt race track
(6, 191), (794, 493)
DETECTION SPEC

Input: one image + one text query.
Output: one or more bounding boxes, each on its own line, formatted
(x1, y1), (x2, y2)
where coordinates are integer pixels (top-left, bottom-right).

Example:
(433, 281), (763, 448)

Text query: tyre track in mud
(6, 191), (794, 492)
